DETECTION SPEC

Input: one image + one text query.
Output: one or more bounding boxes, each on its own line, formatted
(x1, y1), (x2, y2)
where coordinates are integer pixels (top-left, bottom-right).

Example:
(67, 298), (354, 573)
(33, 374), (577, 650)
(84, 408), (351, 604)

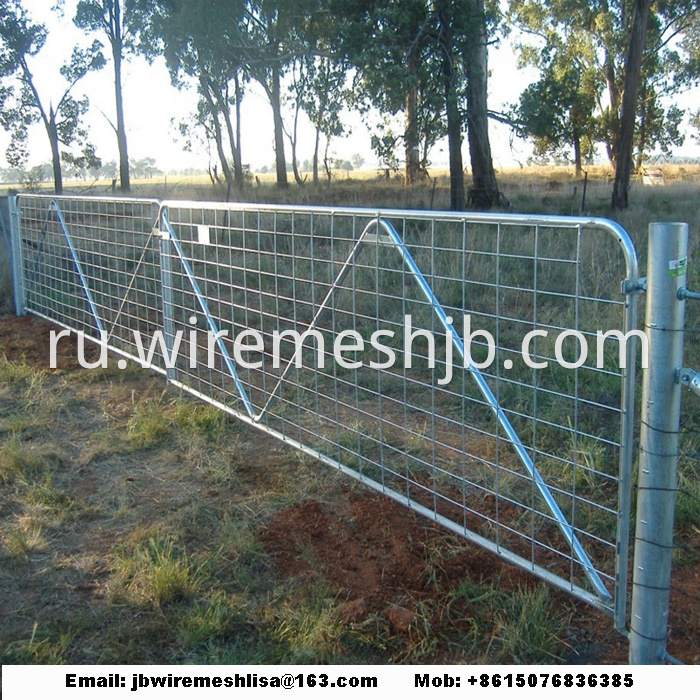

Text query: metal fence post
(8, 195), (26, 316)
(629, 221), (688, 664)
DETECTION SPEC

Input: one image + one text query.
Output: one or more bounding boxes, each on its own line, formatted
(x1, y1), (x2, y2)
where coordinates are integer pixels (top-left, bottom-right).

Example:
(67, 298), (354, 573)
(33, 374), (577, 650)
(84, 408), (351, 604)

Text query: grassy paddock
(0, 167), (698, 664)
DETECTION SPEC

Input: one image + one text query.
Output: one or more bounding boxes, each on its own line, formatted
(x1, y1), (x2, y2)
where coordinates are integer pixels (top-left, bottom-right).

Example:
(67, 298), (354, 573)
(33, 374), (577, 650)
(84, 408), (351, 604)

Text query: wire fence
(12, 194), (640, 623)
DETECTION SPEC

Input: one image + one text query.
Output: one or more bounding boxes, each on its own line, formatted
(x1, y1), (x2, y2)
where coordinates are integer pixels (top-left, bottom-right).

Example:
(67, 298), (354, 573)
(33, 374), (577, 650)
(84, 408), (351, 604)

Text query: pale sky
(2, 1), (698, 175)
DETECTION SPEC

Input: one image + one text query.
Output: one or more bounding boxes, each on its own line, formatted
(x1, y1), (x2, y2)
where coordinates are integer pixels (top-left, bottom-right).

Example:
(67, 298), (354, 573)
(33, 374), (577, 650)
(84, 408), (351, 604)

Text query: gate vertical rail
(629, 222), (689, 664)
(9, 196), (25, 317)
(158, 209), (177, 382)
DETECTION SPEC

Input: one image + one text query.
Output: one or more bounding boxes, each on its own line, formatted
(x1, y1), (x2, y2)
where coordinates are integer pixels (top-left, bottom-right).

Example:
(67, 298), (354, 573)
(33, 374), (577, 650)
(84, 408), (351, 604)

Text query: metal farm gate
(9, 195), (640, 631)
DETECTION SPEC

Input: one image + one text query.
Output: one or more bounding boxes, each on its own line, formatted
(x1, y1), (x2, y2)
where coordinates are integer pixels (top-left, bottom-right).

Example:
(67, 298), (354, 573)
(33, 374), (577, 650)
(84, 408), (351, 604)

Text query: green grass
(0, 353), (39, 384)
(3, 514), (48, 558)
(111, 537), (201, 609)
(0, 624), (72, 665)
(493, 585), (570, 664)
(126, 394), (173, 450)
(0, 432), (47, 484)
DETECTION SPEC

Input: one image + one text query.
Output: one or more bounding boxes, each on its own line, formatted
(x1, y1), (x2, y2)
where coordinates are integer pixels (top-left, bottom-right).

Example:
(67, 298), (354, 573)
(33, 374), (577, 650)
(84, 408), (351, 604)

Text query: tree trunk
(47, 110), (63, 195)
(612, 0), (653, 210)
(405, 51), (422, 185)
(270, 64), (289, 189)
(313, 127), (321, 186)
(112, 1), (130, 192)
(289, 98), (305, 187)
(437, 2), (465, 211)
(324, 137), (332, 183)
(234, 72), (244, 189)
(635, 79), (648, 174)
(464, 0), (499, 210)
(604, 46), (620, 168)
(200, 77), (234, 193)
(573, 130), (582, 178)
(222, 77), (243, 191)
(444, 68), (465, 211)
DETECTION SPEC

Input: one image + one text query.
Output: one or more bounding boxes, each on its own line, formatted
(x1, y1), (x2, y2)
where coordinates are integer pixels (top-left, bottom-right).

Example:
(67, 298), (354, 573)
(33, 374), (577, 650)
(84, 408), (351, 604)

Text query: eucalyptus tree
(141, 0), (327, 190)
(510, 3), (600, 175)
(514, 62), (597, 176)
(428, 0), (502, 209)
(611, 0), (653, 210)
(461, 0), (501, 209)
(73, 0), (142, 191)
(281, 5), (350, 187)
(137, 0), (248, 194)
(610, 0), (697, 208)
(511, 0), (622, 167)
(334, 0), (501, 210)
(331, 0), (440, 186)
(291, 54), (349, 186)
(510, 0), (699, 207)
(0, 0), (105, 194)
(241, 0), (330, 189)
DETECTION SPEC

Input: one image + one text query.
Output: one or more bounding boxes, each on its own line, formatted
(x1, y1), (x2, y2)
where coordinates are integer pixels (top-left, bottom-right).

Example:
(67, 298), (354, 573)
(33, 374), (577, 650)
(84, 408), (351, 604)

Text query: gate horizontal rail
(12, 194), (640, 626)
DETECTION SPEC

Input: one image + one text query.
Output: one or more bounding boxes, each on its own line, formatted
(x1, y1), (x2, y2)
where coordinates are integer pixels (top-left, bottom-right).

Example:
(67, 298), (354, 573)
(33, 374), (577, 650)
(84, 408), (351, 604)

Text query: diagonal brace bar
(51, 200), (106, 336)
(372, 217), (610, 601)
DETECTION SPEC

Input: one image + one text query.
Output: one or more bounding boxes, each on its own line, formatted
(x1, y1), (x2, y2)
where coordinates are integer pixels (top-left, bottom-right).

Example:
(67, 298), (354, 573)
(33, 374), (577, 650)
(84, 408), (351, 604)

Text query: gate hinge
(677, 367), (700, 399)
(623, 277), (646, 295)
(677, 288), (700, 301)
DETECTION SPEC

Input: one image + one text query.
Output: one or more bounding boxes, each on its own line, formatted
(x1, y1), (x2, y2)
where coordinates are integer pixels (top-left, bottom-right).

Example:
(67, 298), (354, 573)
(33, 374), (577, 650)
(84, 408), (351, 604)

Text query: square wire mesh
(17, 195), (162, 368)
(15, 195), (639, 617)
(159, 202), (638, 614)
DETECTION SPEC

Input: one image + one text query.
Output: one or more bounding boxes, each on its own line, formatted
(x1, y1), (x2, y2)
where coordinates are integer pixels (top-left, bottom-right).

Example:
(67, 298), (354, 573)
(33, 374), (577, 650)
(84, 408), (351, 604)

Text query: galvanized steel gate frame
(9, 194), (640, 631)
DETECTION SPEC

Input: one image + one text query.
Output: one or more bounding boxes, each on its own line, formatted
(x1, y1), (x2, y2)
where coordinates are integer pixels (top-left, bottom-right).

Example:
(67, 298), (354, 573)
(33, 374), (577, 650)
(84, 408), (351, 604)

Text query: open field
(4, 163), (700, 212)
(0, 168), (699, 665)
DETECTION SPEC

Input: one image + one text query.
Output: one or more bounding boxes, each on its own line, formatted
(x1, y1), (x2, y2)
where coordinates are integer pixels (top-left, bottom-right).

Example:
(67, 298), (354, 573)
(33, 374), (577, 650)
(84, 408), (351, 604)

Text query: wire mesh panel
(16, 195), (163, 369)
(12, 196), (640, 622)
(159, 202), (639, 619)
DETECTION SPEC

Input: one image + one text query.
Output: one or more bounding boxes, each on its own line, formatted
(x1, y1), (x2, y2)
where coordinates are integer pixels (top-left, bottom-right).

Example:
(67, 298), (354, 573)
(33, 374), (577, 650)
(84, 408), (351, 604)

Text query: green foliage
(514, 57), (597, 173)
(0, 1), (105, 192)
(295, 55), (350, 184)
(137, 0), (248, 189)
(510, 0), (697, 170)
(691, 110), (700, 143)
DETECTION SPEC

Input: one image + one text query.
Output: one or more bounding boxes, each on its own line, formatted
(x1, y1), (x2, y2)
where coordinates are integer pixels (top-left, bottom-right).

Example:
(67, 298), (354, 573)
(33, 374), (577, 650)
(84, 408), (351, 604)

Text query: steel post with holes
(8, 196), (25, 316)
(629, 222), (689, 664)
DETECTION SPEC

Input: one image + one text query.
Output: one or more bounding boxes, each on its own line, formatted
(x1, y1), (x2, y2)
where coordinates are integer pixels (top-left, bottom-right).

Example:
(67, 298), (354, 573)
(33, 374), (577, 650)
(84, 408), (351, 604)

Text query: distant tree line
(0, 156), (166, 186)
(1, 0), (699, 209)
